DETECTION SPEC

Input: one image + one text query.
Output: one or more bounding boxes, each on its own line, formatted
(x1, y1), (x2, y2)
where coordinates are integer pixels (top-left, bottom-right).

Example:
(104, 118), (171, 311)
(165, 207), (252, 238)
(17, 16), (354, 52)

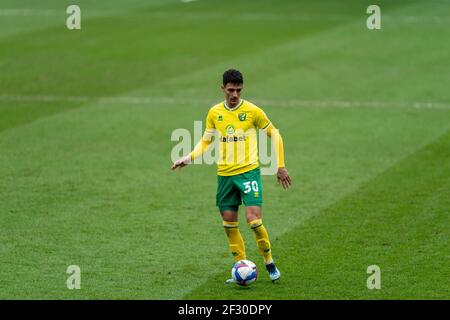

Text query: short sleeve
(254, 108), (271, 129)
(203, 109), (215, 140)
(205, 109), (215, 130)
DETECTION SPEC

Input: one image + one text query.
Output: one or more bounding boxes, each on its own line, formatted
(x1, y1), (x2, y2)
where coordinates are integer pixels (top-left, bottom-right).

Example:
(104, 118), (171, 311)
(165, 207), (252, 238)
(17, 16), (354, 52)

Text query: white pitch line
(0, 9), (59, 16)
(0, 8), (449, 23)
(1, 95), (449, 110)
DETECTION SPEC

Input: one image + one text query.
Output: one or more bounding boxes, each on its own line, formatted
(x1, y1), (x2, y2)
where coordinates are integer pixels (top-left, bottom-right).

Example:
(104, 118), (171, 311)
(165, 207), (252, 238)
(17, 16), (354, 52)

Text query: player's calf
(223, 221), (246, 261)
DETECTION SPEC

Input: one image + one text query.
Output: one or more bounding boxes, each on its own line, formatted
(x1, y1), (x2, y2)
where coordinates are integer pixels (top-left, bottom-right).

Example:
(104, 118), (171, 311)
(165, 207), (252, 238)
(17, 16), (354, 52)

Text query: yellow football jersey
(202, 99), (272, 176)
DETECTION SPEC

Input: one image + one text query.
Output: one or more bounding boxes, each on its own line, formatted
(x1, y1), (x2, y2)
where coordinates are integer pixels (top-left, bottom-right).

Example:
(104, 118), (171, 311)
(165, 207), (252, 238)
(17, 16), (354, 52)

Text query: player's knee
(246, 210), (261, 223)
(221, 210), (238, 222)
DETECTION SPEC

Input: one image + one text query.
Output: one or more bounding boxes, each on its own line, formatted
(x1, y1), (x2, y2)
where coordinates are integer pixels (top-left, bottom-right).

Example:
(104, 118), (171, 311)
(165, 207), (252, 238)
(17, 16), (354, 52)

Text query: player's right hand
(171, 155), (191, 171)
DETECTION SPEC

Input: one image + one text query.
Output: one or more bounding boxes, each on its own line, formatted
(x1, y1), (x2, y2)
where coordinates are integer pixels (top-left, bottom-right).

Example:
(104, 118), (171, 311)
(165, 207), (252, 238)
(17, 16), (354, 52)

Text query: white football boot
(266, 262), (281, 282)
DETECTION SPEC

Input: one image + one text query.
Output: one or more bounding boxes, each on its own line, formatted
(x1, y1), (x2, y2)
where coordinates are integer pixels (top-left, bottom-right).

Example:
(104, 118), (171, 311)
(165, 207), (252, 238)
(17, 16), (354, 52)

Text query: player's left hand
(277, 167), (291, 190)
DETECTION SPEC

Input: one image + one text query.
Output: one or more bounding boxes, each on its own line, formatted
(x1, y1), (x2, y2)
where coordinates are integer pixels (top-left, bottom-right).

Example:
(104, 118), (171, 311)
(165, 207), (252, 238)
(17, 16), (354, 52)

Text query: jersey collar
(223, 99), (244, 111)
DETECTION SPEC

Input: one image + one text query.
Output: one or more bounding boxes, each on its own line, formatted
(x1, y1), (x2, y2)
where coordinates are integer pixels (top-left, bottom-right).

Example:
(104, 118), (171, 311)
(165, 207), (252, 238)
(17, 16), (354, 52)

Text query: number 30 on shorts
(243, 181), (259, 194)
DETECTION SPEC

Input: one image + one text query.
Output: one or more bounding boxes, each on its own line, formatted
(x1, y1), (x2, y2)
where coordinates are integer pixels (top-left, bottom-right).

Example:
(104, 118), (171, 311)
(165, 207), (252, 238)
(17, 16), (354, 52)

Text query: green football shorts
(216, 167), (263, 212)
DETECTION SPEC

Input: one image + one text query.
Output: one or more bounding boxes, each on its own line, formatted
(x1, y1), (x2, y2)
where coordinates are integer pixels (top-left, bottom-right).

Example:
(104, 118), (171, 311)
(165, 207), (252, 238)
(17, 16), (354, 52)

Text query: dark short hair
(223, 69), (244, 85)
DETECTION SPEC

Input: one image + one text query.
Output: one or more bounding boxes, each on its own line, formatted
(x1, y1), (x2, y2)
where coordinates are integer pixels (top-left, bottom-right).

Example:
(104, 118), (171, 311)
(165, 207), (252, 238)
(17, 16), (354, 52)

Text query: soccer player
(171, 69), (291, 283)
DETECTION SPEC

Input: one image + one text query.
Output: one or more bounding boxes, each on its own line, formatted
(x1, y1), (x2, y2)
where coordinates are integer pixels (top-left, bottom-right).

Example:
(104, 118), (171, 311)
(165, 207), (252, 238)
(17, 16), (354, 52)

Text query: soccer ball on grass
(231, 260), (258, 286)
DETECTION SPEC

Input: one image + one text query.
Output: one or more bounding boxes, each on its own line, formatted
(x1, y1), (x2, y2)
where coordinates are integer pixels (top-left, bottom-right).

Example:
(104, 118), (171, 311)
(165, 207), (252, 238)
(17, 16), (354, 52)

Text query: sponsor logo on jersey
(221, 124), (247, 142)
(220, 136), (247, 142)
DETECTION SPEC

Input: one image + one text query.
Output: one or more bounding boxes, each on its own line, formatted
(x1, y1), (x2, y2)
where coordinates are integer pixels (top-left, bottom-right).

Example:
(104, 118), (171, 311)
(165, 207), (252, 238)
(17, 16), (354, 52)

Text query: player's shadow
(229, 280), (282, 292)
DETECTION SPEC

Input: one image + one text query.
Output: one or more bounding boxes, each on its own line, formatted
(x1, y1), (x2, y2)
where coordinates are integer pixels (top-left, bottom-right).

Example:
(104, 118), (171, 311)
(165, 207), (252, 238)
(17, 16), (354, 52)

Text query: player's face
(221, 83), (243, 107)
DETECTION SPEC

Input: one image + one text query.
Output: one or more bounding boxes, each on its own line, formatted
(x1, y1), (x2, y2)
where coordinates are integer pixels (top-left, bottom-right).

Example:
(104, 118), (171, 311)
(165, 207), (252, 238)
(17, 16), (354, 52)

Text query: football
(231, 260), (258, 286)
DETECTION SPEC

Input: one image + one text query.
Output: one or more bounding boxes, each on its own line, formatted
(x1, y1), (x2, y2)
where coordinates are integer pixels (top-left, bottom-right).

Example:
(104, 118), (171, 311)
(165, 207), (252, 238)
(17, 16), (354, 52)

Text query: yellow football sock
(249, 219), (273, 265)
(223, 221), (246, 262)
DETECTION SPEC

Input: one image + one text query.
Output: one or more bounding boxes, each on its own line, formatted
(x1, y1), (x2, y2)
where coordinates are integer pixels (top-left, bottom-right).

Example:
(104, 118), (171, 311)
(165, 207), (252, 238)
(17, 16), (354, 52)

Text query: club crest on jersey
(218, 115), (223, 121)
(226, 125), (235, 135)
(238, 113), (247, 121)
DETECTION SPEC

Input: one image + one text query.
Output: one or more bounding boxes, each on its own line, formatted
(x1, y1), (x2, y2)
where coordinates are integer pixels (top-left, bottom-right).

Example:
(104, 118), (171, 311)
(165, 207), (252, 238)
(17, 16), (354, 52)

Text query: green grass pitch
(0, 0), (449, 299)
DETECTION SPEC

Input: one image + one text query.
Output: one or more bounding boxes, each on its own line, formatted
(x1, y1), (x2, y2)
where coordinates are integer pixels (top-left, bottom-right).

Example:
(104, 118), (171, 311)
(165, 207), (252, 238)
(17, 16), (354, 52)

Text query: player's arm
(257, 108), (292, 190)
(171, 136), (213, 170)
(265, 124), (291, 189)
(171, 110), (215, 171)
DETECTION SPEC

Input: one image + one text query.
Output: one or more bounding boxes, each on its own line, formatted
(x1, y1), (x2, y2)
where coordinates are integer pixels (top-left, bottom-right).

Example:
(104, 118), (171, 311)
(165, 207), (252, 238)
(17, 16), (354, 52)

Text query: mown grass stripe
(183, 129), (450, 299)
